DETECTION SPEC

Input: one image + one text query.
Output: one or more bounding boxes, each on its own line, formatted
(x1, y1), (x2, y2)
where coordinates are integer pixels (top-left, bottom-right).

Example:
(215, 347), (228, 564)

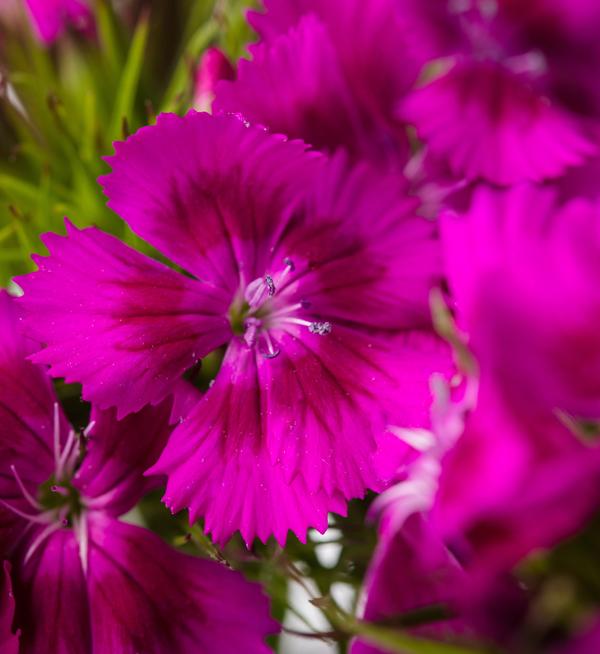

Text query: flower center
(229, 257), (332, 359)
(37, 476), (84, 520)
(0, 404), (93, 570)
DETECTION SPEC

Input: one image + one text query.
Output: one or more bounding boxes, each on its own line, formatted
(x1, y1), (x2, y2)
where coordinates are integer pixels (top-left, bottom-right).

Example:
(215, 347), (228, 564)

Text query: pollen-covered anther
(264, 274), (276, 296)
(308, 321), (332, 335)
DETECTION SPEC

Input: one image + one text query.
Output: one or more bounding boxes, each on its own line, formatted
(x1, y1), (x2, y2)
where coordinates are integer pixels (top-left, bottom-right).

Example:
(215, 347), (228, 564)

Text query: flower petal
(0, 562), (19, 654)
(402, 61), (595, 185)
(12, 530), (91, 654)
(87, 515), (277, 653)
(441, 184), (600, 420)
(16, 221), (231, 417)
(150, 325), (439, 545)
(0, 291), (67, 554)
(248, 0), (420, 92)
(215, 17), (367, 160)
(277, 155), (440, 331)
(24, 0), (93, 44)
(351, 515), (467, 654)
(434, 380), (600, 573)
(100, 112), (321, 288)
(215, 14), (410, 167)
(0, 290), (60, 473)
(74, 398), (175, 515)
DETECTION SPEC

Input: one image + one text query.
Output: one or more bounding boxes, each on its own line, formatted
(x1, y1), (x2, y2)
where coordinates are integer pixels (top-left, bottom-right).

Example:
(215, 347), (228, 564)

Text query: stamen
(0, 500), (52, 525)
(243, 317), (260, 348)
(83, 421), (96, 439)
(53, 402), (61, 471)
(24, 520), (64, 564)
(283, 317), (313, 328)
(245, 277), (268, 306)
(268, 302), (304, 320)
(260, 332), (280, 359)
(278, 317), (333, 335)
(308, 321), (332, 336)
(10, 465), (42, 511)
(50, 485), (69, 497)
(56, 428), (77, 479)
(73, 512), (89, 574)
(271, 257), (296, 292)
(264, 274), (276, 296)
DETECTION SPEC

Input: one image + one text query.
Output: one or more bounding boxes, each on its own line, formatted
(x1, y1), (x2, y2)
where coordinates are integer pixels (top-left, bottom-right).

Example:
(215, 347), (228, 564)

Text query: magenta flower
(433, 184), (600, 572)
(351, 515), (468, 654)
(354, 184), (600, 651)
(351, 376), (536, 653)
(24, 0), (94, 44)
(214, 0), (419, 168)
(0, 290), (276, 653)
(398, 1), (597, 185)
(16, 112), (443, 545)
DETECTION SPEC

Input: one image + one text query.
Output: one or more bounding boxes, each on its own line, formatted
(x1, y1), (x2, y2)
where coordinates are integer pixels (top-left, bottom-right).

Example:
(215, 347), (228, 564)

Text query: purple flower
(351, 514), (469, 654)
(24, 0), (94, 44)
(352, 376), (535, 652)
(214, 0), (420, 168)
(0, 290), (277, 653)
(355, 183), (600, 649)
(16, 112), (444, 545)
(433, 184), (600, 572)
(398, 1), (598, 185)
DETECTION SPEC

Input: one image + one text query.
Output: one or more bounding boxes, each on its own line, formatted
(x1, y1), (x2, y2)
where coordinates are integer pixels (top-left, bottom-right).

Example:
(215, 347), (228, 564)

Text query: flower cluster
(2, 0), (600, 652)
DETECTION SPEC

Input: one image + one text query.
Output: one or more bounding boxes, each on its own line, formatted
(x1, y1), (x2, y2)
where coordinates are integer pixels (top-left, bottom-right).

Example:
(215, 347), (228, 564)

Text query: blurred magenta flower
(355, 183), (600, 650)
(15, 111), (445, 546)
(0, 290), (276, 653)
(215, 0), (420, 169)
(434, 185), (600, 572)
(398, 0), (599, 185)
(23, 0), (94, 44)
(351, 514), (468, 654)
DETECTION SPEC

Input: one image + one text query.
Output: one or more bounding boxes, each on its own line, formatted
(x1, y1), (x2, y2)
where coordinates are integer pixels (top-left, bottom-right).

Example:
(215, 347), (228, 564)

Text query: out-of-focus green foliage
(0, 0), (254, 285)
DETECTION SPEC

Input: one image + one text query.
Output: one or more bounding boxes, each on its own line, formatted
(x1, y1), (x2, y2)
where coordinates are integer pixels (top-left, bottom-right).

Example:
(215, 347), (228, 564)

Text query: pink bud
(193, 47), (235, 113)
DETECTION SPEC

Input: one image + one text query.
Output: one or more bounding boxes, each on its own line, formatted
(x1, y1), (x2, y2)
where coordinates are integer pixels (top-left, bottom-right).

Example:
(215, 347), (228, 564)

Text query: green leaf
(160, 19), (219, 114)
(96, 0), (124, 80)
(349, 620), (488, 654)
(109, 12), (150, 141)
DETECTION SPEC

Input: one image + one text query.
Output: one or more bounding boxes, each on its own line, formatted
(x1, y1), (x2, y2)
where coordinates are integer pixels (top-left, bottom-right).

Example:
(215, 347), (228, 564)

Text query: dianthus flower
(398, 0), (598, 185)
(214, 0), (420, 169)
(0, 290), (276, 653)
(16, 112), (444, 545)
(351, 377), (472, 654)
(434, 184), (600, 572)
(353, 184), (600, 651)
(24, 0), (93, 44)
